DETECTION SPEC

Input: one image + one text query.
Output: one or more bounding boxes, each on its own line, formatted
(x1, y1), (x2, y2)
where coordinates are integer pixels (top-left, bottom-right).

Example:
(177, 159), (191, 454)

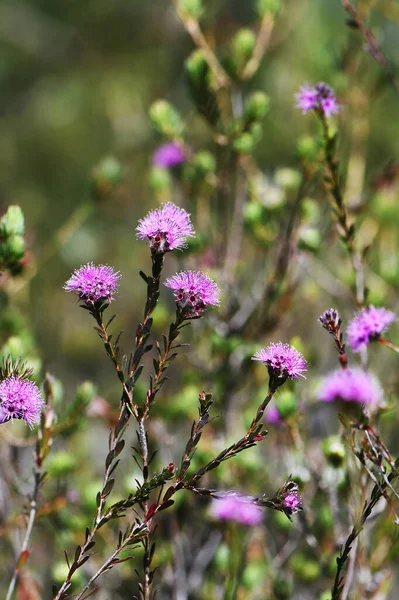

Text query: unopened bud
(244, 92), (271, 121)
(178, 0), (203, 19)
(149, 100), (184, 138)
(232, 29), (256, 64)
(0, 205), (24, 237)
(257, 0), (281, 17)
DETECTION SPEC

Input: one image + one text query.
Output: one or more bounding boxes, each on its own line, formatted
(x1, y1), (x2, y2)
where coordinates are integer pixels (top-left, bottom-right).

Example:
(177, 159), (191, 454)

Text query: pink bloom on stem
(0, 377), (43, 427)
(136, 202), (195, 253)
(284, 492), (302, 513)
(319, 368), (383, 406)
(152, 142), (186, 168)
(211, 496), (263, 526)
(252, 342), (307, 384)
(64, 263), (121, 305)
(296, 82), (340, 117)
(164, 270), (220, 318)
(347, 305), (396, 352)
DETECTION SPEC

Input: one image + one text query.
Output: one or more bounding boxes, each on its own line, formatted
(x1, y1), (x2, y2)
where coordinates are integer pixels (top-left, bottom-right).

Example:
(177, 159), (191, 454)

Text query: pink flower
(164, 270), (220, 318)
(296, 82), (340, 117)
(211, 496), (263, 526)
(319, 368), (383, 406)
(152, 142), (186, 168)
(0, 377), (43, 427)
(136, 202), (195, 253)
(252, 342), (307, 384)
(64, 263), (121, 305)
(347, 305), (395, 352)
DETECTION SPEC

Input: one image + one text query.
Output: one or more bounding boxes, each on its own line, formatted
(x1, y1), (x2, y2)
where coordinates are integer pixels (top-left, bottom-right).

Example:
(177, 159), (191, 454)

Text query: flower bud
(322, 436), (346, 467)
(232, 29), (256, 65)
(274, 168), (301, 191)
(296, 134), (319, 162)
(149, 100), (184, 138)
(244, 92), (271, 122)
(148, 166), (172, 194)
(178, 0), (203, 19)
(257, 0), (281, 17)
(0, 205), (24, 237)
(193, 151), (216, 174)
(47, 451), (77, 477)
(185, 49), (208, 86)
(91, 156), (123, 199)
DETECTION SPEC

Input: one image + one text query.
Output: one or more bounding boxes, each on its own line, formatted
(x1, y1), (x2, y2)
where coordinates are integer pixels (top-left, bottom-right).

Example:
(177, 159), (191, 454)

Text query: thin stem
(54, 252), (165, 599)
(340, 0), (398, 93)
(171, 0), (230, 90)
(241, 13), (274, 80)
(74, 524), (147, 600)
(378, 337), (399, 354)
(6, 376), (54, 600)
(320, 112), (365, 308)
(5, 471), (41, 600)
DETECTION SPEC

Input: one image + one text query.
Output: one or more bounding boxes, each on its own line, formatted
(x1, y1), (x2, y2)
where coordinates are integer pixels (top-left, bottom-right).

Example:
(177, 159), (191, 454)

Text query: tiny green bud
(296, 134), (319, 162)
(149, 100), (184, 138)
(185, 49), (208, 85)
(244, 92), (271, 121)
(275, 389), (297, 419)
(193, 151), (216, 174)
(148, 166), (172, 193)
(92, 156), (123, 199)
(47, 451), (77, 477)
(244, 201), (264, 226)
(257, 0), (281, 17)
(232, 29), (256, 64)
(75, 381), (96, 409)
(273, 578), (292, 600)
(178, 0), (203, 19)
(0, 205), (25, 237)
(322, 436), (346, 467)
(7, 235), (25, 261)
(233, 132), (254, 154)
(298, 227), (321, 252)
(274, 168), (301, 191)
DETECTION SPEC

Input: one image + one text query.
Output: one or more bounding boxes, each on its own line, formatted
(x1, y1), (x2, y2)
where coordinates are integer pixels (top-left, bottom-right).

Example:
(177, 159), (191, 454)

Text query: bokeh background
(1, 0), (399, 598)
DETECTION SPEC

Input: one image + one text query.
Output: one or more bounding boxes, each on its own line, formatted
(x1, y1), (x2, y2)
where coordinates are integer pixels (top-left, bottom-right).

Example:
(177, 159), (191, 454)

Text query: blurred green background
(1, 1), (399, 598)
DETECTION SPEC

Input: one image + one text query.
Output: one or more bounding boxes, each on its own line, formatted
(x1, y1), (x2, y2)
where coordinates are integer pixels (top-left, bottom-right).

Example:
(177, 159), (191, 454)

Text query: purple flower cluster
(64, 263), (121, 305)
(137, 202), (195, 253)
(347, 305), (395, 352)
(152, 142), (186, 169)
(284, 492), (302, 513)
(211, 496), (263, 526)
(319, 368), (382, 406)
(164, 270), (220, 318)
(252, 342), (307, 385)
(319, 308), (341, 333)
(0, 377), (43, 427)
(296, 83), (340, 118)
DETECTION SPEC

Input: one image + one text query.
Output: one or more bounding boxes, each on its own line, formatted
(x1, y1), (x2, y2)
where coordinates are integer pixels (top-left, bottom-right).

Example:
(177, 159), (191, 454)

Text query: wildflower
(319, 308), (341, 333)
(136, 202), (195, 253)
(347, 305), (395, 352)
(252, 342), (307, 387)
(152, 142), (186, 168)
(64, 263), (121, 305)
(211, 496), (263, 526)
(0, 377), (43, 427)
(283, 492), (302, 513)
(164, 270), (220, 318)
(296, 82), (340, 118)
(319, 368), (383, 406)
